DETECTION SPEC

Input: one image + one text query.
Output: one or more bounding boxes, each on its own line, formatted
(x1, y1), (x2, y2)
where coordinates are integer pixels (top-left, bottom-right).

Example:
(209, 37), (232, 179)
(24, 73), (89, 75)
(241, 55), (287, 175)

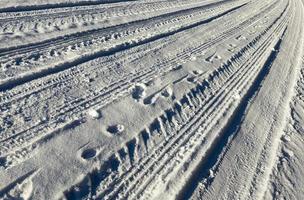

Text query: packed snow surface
(0, 0), (304, 199)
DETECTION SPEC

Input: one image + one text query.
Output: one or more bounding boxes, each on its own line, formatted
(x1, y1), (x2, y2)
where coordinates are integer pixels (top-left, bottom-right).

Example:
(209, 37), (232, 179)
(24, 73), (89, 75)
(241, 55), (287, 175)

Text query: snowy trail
(265, 58), (304, 200)
(0, 0), (139, 13)
(0, 0), (304, 199)
(0, 0), (244, 84)
(0, 0), (260, 160)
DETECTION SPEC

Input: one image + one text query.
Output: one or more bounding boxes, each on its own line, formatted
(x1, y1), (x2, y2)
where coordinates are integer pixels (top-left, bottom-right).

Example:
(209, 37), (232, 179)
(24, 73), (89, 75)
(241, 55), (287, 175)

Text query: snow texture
(0, 0), (304, 199)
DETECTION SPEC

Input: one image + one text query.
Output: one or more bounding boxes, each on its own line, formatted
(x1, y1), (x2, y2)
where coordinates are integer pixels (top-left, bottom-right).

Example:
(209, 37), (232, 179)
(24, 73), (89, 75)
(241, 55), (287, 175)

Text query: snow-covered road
(0, 0), (303, 199)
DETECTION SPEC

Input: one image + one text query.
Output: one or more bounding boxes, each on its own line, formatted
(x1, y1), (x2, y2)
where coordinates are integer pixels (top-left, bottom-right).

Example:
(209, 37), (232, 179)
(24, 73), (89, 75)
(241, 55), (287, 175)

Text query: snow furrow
(62, 2), (289, 198)
(0, 0), (278, 168)
(0, 0), (244, 86)
(0, 0), (302, 199)
(190, 0), (304, 199)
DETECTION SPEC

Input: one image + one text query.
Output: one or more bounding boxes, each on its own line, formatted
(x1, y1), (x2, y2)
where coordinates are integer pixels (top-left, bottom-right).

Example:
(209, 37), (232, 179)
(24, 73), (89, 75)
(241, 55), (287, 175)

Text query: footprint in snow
(81, 148), (97, 160)
(205, 53), (221, 63)
(107, 124), (125, 135)
(131, 84), (146, 102)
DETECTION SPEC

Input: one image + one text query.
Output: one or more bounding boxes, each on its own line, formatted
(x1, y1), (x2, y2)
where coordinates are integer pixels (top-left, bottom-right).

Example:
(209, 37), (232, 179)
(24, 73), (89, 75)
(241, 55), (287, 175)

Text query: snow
(0, 0), (304, 199)
(87, 109), (101, 119)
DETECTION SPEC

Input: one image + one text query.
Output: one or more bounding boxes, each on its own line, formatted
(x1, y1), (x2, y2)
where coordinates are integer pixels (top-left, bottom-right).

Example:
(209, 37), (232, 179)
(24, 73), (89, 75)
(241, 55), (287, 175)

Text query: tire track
(189, 0), (304, 199)
(0, 0), (241, 85)
(177, 27), (287, 200)
(0, 0), (273, 104)
(0, 0), (138, 13)
(0, 0), (279, 167)
(119, 6), (289, 200)
(62, 2), (289, 198)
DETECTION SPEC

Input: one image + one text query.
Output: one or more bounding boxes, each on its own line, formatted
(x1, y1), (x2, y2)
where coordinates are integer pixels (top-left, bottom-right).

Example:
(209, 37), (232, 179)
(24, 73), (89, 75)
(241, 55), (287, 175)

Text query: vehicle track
(178, 26), (287, 200)
(0, 0), (220, 51)
(189, 0), (304, 199)
(0, 0), (242, 83)
(62, 0), (289, 198)
(101, 6), (290, 200)
(0, 0), (280, 169)
(0, 0), (139, 13)
(0, 0), (301, 199)
(0, 0), (273, 104)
